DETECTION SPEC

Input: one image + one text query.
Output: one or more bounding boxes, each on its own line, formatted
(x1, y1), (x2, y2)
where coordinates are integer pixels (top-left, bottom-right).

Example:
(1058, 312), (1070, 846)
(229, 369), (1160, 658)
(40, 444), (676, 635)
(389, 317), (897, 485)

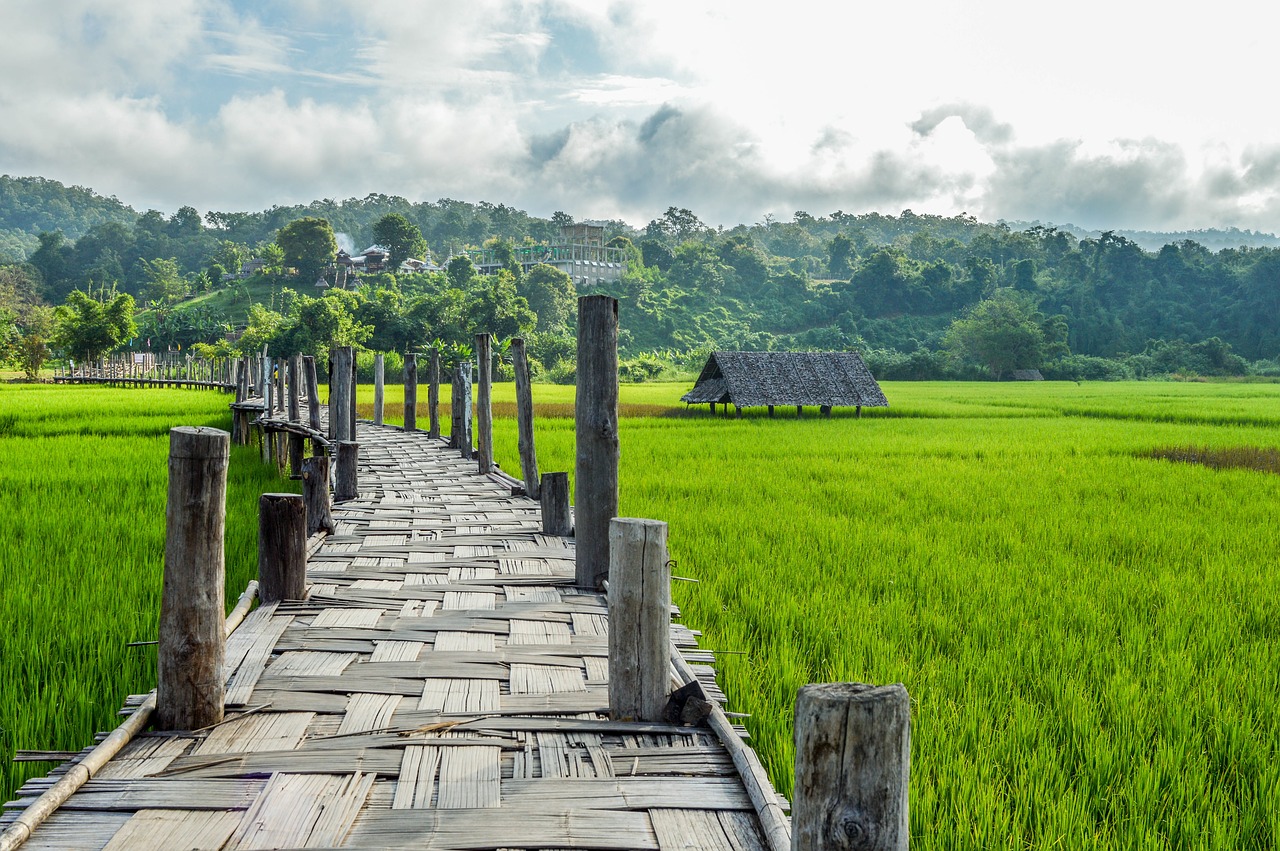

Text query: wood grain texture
(574, 294), (619, 588)
(511, 337), (540, 499)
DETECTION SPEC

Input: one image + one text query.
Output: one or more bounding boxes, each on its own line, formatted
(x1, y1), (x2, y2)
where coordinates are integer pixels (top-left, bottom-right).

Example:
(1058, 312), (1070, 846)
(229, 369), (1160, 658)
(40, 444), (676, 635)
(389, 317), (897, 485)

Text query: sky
(4, 0), (1280, 233)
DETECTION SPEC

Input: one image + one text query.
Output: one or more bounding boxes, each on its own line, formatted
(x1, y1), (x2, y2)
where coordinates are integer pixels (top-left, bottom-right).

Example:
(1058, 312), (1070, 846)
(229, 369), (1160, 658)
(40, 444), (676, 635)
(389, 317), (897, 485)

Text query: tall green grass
(489, 380), (1280, 849)
(0, 385), (295, 803)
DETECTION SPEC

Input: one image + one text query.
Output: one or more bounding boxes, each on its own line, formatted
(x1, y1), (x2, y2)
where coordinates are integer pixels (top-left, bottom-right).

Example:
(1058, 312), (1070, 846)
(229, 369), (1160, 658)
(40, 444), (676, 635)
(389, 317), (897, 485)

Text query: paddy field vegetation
(3, 379), (1278, 848)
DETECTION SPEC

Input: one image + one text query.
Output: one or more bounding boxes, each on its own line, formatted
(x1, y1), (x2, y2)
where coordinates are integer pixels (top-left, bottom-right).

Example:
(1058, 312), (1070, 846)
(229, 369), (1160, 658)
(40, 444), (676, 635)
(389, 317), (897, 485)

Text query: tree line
(3, 176), (1280, 382)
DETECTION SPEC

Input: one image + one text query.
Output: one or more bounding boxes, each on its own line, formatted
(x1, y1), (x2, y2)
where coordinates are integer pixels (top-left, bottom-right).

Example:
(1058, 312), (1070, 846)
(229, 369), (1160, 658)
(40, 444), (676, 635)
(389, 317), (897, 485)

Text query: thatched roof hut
(681, 351), (889, 416)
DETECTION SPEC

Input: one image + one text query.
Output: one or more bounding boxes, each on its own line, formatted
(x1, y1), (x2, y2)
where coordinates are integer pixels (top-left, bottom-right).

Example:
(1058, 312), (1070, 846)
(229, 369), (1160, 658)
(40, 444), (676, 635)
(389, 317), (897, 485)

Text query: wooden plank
(101, 809), (241, 851)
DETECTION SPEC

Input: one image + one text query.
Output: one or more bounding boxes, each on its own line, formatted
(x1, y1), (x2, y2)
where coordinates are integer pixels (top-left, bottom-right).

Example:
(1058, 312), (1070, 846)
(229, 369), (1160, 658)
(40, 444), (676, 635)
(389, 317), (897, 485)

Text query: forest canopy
(4, 175), (1280, 381)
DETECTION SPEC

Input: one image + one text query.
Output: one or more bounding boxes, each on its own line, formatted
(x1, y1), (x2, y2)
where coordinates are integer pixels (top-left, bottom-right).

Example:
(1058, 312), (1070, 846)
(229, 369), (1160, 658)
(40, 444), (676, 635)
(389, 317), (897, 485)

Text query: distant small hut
(681, 351), (889, 418)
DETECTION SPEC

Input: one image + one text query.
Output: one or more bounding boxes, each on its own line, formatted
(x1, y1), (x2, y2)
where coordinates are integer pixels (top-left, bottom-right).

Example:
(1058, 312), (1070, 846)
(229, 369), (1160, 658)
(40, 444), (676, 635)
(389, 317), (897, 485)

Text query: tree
(447, 255), (477, 289)
(275, 217), (337, 282)
(53, 288), (137, 363)
(944, 290), (1055, 379)
(18, 305), (54, 379)
(372, 213), (428, 269)
(827, 234), (854, 279)
(139, 257), (188, 304)
(519, 263), (576, 331)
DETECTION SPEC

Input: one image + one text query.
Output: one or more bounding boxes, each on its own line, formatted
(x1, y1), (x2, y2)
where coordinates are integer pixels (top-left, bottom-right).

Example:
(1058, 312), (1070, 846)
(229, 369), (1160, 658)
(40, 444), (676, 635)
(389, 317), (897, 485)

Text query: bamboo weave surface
(3, 421), (780, 850)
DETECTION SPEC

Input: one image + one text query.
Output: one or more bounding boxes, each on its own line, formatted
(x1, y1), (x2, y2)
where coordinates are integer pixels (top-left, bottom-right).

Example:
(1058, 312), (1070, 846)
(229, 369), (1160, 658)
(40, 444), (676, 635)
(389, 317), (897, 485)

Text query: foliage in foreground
(0, 385), (295, 803)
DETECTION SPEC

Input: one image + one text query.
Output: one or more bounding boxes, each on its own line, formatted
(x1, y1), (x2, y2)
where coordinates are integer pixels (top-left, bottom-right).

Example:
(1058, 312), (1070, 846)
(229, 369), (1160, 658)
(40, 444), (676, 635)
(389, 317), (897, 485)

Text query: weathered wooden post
(541, 472), (572, 535)
(403, 353), (418, 432)
(348, 353), (358, 441)
(428, 347), (441, 439)
(302, 455), (335, 535)
(157, 427), (228, 730)
(335, 441), (359, 501)
(476, 333), (493, 474)
(288, 356), (304, 475)
(453, 368), (468, 450)
(303, 356), (322, 454)
(512, 337), (539, 499)
(608, 518), (671, 722)
(373, 353), (385, 426)
(275, 357), (286, 416)
(258, 493), (307, 603)
(574, 295), (619, 588)
(331, 347), (353, 443)
(458, 361), (473, 460)
(792, 683), (911, 851)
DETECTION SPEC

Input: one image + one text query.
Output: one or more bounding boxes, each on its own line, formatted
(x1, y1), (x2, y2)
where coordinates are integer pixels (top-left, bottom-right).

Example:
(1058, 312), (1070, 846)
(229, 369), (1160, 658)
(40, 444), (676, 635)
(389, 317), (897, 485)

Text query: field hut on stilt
(681, 351), (889, 418)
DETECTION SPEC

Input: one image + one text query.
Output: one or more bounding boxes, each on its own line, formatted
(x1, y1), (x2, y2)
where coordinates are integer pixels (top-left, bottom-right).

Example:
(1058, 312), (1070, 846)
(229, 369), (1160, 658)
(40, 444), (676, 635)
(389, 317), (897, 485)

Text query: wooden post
(820, 405), (832, 418)
(793, 683), (911, 851)
(458, 362), (473, 460)
(335, 441), (359, 501)
(428, 347), (441, 439)
(476, 334), (493, 474)
(288, 356), (301, 423)
(607, 518), (671, 722)
(768, 404), (775, 418)
(540, 472), (572, 535)
(403, 353), (417, 432)
(258, 493), (307, 603)
(302, 455), (335, 535)
(331, 347), (353, 443)
(453, 371), (468, 450)
(157, 427), (228, 731)
(373, 353), (385, 426)
(856, 405), (862, 419)
(303, 356), (322, 453)
(275, 358), (286, 415)
(511, 338), (539, 499)
(349, 354), (358, 441)
(574, 295), (619, 589)
(797, 405), (803, 418)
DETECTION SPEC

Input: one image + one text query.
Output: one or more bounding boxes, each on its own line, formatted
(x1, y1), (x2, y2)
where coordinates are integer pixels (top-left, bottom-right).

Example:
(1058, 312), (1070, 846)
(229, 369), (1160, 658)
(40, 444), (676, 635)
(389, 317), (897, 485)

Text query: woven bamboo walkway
(4, 421), (787, 850)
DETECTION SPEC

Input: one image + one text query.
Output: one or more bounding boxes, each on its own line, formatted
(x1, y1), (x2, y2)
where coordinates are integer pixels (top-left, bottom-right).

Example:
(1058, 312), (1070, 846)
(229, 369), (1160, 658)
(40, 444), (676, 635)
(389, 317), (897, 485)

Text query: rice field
(0, 384), (296, 803)
(5, 378), (1278, 848)
(480, 380), (1279, 850)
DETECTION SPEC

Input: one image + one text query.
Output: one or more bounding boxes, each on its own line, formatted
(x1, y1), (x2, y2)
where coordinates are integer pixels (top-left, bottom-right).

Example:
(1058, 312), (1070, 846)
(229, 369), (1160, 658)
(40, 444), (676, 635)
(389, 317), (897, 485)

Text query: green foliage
(518, 263), (575, 332)
(139, 257), (189, 305)
(53, 288), (137, 362)
(372, 213), (428, 269)
(945, 290), (1056, 378)
(275, 217), (337, 282)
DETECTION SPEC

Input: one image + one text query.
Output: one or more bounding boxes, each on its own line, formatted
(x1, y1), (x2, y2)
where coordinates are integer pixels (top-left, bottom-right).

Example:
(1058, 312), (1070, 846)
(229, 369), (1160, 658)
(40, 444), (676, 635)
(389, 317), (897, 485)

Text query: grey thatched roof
(681, 351), (889, 408)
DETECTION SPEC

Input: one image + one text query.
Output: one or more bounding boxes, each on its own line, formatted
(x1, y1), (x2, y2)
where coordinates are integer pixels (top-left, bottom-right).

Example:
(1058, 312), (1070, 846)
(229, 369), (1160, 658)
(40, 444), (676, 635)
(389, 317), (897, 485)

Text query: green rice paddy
(0, 384), (296, 803)
(4, 379), (1278, 848)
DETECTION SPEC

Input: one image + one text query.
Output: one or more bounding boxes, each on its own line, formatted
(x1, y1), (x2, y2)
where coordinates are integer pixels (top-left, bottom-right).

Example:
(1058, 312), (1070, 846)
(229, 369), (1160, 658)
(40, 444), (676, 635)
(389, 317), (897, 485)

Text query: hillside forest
(3, 174), (1280, 382)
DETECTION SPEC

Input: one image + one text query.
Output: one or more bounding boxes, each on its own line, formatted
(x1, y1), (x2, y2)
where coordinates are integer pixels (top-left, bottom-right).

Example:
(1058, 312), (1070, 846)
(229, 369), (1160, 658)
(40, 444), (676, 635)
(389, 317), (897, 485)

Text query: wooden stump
(792, 683), (911, 851)
(608, 518), (671, 722)
(404, 353), (418, 432)
(512, 338), (540, 499)
(574, 295), (619, 589)
(288, 433), (304, 478)
(258, 493), (307, 603)
(157, 427), (228, 731)
(540, 472), (572, 536)
(335, 441), (359, 501)
(476, 334), (493, 474)
(302, 455), (334, 535)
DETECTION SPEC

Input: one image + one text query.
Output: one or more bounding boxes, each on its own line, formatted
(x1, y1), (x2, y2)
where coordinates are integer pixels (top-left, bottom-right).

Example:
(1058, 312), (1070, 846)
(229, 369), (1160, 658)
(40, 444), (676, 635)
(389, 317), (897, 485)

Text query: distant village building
(471, 223), (627, 287)
(682, 351), (889, 418)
